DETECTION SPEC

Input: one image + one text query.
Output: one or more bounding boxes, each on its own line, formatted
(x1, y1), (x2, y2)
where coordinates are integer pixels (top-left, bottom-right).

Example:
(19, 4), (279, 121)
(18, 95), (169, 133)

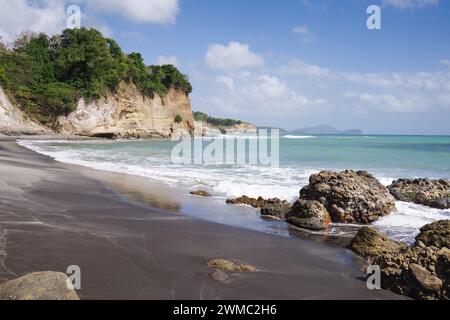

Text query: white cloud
(216, 76), (235, 92)
(382, 0), (439, 9)
(0, 0), (67, 43)
(205, 42), (264, 70)
(292, 25), (315, 43)
(156, 55), (180, 67)
(441, 59), (450, 66)
(278, 59), (329, 77)
(79, 0), (179, 24)
(0, 0), (179, 44)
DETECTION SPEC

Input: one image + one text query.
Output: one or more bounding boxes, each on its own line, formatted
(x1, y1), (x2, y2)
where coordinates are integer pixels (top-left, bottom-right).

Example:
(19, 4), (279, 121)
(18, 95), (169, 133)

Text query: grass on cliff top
(193, 111), (244, 127)
(0, 28), (192, 127)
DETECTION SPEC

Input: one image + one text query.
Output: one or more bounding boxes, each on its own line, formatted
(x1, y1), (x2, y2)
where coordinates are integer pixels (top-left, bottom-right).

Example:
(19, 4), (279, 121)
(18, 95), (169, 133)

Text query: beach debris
(299, 170), (396, 223)
(286, 200), (332, 231)
(207, 259), (257, 273)
(388, 178), (450, 209)
(0, 271), (80, 300)
(350, 220), (450, 300)
(190, 190), (212, 197)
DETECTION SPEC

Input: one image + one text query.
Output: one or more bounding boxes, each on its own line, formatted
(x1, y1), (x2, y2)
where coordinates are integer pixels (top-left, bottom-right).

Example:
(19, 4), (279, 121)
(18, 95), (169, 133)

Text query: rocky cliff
(57, 82), (194, 139)
(194, 121), (257, 137)
(0, 87), (48, 135)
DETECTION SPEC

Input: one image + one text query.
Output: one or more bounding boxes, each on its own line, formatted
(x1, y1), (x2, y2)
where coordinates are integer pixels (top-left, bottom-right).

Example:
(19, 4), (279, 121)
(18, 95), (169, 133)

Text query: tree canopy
(0, 28), (192, 126)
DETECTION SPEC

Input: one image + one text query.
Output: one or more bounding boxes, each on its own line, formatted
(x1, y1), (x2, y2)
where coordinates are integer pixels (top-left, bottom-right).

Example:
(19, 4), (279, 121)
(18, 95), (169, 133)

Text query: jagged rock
(226, 196), (268, 208)
(388, 178), (450, 209)
(260, 198), (292, 220)
(286, 200), (331, 231)
(350, 227), (408, 260)
(350, 220), (450, 300)
(207, 259), (257, 273)
(190, 190), (211, 197)
(299, 170), (396, 223)
(0, 272), (80, 300)
(415, 220), (450, 249)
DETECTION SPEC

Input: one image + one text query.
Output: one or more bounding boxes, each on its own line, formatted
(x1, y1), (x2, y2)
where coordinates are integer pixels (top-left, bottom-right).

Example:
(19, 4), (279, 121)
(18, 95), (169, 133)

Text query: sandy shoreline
(0, 139), (404, 299)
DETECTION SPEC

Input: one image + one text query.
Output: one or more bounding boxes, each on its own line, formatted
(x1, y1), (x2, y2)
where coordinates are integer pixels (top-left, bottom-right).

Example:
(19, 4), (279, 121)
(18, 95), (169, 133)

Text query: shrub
(174, 114), (183, 123)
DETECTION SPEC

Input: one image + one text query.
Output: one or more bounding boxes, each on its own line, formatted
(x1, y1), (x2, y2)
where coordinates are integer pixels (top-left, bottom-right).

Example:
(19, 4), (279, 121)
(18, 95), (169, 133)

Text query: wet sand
(0, 140), (404, 299)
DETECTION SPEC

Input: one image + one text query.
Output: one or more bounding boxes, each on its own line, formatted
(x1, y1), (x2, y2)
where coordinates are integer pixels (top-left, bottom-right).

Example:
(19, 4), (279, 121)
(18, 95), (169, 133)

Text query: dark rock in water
(190, 190), (212, 197)
(350, 227), (408, 260)
(286, 200), (331, 231)
(226, 196), (267, 208)
(350, 220), (450, 300)
(260, 198), (292, 220)
(415, 220), (450, 249)
(300, 170), (396, 223)
(0, 272), (80, 300)
(388, 178), (450, 209)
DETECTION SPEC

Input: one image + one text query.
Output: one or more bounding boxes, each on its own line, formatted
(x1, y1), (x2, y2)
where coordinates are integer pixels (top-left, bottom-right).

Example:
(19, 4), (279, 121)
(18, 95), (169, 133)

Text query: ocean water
(19, 134), (450, 243)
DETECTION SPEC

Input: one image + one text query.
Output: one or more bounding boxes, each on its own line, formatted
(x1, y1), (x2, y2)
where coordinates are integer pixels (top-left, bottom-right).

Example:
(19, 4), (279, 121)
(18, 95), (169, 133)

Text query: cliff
(0, 82), (195, 139)
(0, 87), (48, 135)
(195, 122), (257, 137)
(57, 82), (194, 139)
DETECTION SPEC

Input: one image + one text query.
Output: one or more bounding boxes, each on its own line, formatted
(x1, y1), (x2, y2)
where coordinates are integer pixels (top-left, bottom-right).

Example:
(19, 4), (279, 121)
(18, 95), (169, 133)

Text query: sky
(0, 0), (450, 134)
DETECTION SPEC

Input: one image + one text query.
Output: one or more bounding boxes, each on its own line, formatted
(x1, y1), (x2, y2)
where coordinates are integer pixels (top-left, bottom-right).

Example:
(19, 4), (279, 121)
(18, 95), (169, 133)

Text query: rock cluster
(350, 220), (450, 300)
(0, 272), (80, 300)
(300, 170), (396, 223)
(388, 178), (450, 209)
(190, 190), (212, 197)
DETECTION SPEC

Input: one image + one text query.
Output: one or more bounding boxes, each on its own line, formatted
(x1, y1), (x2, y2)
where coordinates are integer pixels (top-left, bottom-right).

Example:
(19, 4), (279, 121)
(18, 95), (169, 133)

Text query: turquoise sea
(20, 134), (450, 243)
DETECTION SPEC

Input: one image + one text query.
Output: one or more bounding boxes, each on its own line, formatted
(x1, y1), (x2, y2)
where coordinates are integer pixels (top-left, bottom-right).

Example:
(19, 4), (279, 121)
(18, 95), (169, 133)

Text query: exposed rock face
(350, 227), (408, 260)
(58, 82), (194, 139)
(350, 220), (450, 300)
(388, 178), (450, 209)
(260, 198), (292, 220)
(300, 170), (396, 223)
(207, 259), (257, 273)
(286, 200), (331, 231)
(0, 87), (48, 135)
(0, 272), (80, 300)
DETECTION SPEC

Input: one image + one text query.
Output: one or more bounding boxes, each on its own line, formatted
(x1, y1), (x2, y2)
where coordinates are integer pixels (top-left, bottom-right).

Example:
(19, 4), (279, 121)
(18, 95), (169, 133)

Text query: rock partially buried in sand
(286, 200), (331, 231)
(388, 178), (450, 209)
(0, 272), (80, 300)
(350, 220), (450, 300)
(190, 190), (212, 197)
(300, 170), (396, 224)
(207, 259), (257, 273)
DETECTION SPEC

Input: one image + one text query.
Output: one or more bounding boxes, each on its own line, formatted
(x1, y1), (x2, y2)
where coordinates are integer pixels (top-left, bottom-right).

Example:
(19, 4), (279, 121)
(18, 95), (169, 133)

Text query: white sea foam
(283, 135), (316, 139)
(18, 139), (450, 243)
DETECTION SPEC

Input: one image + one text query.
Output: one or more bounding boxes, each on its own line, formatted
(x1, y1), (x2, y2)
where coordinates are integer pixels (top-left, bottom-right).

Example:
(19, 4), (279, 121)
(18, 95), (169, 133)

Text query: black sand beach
(0, 139), (403, 299)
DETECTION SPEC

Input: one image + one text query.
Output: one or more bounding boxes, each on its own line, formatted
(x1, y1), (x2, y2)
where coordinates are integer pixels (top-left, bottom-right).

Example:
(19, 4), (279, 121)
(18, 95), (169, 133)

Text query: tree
(175, 114), (183, 123)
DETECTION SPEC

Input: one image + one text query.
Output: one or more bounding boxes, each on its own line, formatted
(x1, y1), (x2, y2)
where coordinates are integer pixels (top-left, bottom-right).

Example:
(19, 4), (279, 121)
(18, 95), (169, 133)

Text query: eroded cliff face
(57, 82), (194, 139)
(194, 122), (257, 137)
(0, 87), (48, 135)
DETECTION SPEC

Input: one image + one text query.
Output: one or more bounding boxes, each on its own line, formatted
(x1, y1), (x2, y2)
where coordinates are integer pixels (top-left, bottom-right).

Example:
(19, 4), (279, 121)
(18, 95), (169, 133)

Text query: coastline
(0, 139), (404, 299)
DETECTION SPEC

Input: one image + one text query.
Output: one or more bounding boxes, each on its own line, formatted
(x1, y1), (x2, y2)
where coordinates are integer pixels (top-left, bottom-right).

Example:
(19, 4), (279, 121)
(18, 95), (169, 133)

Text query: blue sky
(1, 0), (450, 134)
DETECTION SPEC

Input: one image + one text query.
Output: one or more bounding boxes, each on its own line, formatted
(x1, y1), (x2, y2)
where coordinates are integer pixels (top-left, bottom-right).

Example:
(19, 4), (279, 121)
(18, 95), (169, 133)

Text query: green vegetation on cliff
(0, 28), (192, 126)
(193, 112), (243, 127)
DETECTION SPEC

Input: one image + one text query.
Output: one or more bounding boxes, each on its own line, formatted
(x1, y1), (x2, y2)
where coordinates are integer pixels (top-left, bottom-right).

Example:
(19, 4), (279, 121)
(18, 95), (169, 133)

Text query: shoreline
(0, 139), (404, 299)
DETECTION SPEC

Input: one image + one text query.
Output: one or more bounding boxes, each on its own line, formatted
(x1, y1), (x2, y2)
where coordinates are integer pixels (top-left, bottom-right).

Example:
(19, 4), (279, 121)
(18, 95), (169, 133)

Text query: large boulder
(286, 200), (331, 231)
(388, 178), (450, 209)
(415, 220), (450, 249)
(350, 227), (408, 260)
(0, 272), (80, 300)
(300, 170), (396, 223)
